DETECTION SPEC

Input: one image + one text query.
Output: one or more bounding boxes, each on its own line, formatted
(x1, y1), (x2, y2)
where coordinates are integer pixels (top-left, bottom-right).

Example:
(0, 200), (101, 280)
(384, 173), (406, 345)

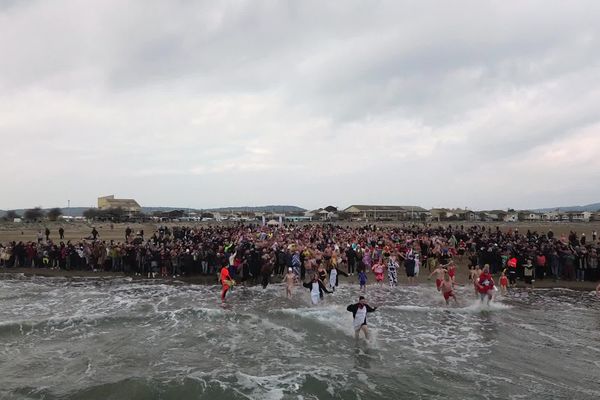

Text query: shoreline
(1, 267), (597, 291)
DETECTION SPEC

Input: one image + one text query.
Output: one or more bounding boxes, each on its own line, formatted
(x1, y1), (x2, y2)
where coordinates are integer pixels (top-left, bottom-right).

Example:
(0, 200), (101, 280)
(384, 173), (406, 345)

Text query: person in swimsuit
(476, 265), (495, 305)
(220, 264), (235, 302)
(428, 265), (448, 292)
(499, 270), (508, 295)
(447, 262), (456, 286)
(440, 273), (458, 306)
(471, 265), (482, 297)
(346, 296), (377, 340)
(283, 267), (298, 298)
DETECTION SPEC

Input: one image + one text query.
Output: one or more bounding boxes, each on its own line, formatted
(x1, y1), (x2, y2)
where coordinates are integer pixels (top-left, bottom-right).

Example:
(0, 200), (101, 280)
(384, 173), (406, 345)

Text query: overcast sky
(1, 0), (599, 211)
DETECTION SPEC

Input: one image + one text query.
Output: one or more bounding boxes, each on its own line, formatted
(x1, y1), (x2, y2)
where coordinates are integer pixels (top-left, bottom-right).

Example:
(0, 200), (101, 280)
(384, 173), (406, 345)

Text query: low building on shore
(98, 195), (141, 213)
(344, 205), (428, 221)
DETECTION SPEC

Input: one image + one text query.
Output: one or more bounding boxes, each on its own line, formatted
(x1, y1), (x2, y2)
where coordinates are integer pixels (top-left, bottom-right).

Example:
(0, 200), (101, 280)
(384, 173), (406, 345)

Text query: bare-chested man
(440, 273), (458, 306)
(428, 265), (448, 292)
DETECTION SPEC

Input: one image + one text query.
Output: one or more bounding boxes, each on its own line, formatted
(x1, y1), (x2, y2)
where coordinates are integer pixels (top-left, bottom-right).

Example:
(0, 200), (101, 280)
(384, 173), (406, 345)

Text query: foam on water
(0, 275), (599, 400)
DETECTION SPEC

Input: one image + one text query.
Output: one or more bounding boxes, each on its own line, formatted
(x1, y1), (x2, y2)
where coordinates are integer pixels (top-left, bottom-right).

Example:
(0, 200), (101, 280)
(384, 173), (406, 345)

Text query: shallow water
(0, 274), (599, 399)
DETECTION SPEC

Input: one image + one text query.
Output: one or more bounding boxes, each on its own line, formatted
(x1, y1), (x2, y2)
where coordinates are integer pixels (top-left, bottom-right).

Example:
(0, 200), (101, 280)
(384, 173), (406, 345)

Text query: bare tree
(24, 207), (44, 221)
(47, 208), (63, 221)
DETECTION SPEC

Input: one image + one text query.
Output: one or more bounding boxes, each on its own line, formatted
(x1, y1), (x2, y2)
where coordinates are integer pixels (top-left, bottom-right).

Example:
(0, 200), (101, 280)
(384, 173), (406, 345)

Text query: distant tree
(24, 207), (44, 221)
(47, 208), (63, 221)
(106, 207), (125, 221)
(83, 208), (99, 220)
(2, 210), (20, 221)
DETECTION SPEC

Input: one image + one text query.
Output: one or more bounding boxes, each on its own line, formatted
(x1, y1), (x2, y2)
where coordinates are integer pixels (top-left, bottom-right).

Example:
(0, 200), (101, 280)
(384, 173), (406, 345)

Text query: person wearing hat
(346, 296), (377, 340)
(282, 267), (298, 298)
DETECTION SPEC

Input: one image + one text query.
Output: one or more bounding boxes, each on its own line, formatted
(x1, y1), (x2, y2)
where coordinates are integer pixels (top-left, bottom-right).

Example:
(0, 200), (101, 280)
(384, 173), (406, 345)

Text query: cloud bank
(1, 0), (599, 210)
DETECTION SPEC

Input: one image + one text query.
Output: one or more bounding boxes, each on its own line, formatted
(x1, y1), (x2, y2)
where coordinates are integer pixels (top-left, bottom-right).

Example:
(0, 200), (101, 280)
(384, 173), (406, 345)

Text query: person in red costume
(220, 264), (235, 302)
(476, 265), (495, 305)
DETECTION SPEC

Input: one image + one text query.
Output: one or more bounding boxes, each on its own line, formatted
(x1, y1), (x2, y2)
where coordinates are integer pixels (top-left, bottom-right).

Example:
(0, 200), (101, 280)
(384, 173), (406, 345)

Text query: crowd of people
(2, 224), (600, 290)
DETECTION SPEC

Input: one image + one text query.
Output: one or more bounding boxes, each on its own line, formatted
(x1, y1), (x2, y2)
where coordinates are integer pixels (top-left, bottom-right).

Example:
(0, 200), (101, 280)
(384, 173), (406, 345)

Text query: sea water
(0, 274), (598, 399)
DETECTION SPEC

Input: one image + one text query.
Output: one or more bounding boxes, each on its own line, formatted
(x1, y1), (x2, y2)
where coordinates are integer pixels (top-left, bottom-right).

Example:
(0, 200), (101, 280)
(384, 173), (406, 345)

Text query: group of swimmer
(218, 258), (506, 341)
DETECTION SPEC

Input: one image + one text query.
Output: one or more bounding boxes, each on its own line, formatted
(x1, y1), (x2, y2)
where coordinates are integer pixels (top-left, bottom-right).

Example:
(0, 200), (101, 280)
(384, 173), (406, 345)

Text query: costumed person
(329, 264), (338, 291)
(440, 273), (458, 306)
(414, 252), (420, 277)
(402, 245), (417, 285)
(358, 269), (368, 292)
(387, 254), (399, 287)
(328, 263), (347, 292)
(476, 265), (495, 305)
(283, 267), (298, 298)
(371, 260), (385, 286)
(346, 296), (377, 340)
(220, 264), (235, 302)
(303, 275), (332, 305)
(523, 259), (535, 288)
(507, 257), (517, 286)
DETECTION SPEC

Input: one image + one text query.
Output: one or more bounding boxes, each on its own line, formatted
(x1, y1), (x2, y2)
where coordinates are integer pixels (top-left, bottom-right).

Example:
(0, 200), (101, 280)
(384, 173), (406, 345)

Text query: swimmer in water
(283, 267), (298, 298)
(471, 265), (482, 297)
(302, 275), (332, 305)
(346, 296), (377, 340)
(499, 270), (508, 295)
(387, 254), (399, 287)
(440, 272), (458, 306)
(358, 269), (368, 293)
(328, 264), (338, 292)
(371, 260), (385, 286)
(476, 265), (495, 305)
(446, 262), (457, 286)
(428, 265), (448, 292)
(220, 264), (235, 302)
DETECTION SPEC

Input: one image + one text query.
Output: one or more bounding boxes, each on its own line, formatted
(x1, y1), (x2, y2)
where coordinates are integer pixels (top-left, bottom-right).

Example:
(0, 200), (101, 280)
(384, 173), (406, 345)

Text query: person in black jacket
(347, 296), (377, 340)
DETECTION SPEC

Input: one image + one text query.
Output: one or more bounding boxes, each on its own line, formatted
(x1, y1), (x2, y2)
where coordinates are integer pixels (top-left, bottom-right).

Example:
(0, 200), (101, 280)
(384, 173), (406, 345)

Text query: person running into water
(387, 254), (399, 287)
(283, 267), (298, 298)
(371, 260), (385, 286)
(303, 275), (332, 305)
(328, 264), (348, 292)
(428, 264), (448, 292)
(440, 273), (458, 306)
(446, 261), (457, 286)
(358, 269), (368, 292)
(596, 282), (600, 297)
(499, 270), (508, 295)
(346, 296), (377, 340)
(476, 265), (495, 305)
(470, 265), (482, 297)
(220, 264), (235, 302)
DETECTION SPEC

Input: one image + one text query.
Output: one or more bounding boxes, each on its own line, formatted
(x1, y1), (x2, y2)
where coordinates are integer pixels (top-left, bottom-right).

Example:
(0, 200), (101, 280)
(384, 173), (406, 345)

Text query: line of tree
(1, 210), (20, 221)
